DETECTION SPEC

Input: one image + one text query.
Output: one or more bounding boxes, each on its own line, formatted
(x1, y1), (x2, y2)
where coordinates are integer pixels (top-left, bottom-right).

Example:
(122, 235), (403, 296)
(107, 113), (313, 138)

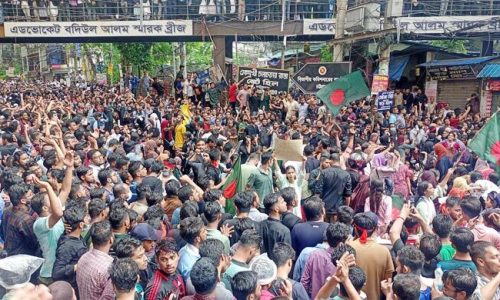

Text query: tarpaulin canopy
(477, 64), (500, 78)
(389, 55), (410, 81)
(418, 56), (498, 68)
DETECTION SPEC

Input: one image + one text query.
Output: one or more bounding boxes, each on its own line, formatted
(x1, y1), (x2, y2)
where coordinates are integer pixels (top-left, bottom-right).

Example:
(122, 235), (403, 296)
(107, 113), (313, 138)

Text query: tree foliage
(82, 43), (121, 83)
(430, 40), (467, 54)
(151, 43), (174, 70)
(81, 42), (214, 79)
(114, 43), (154, 73)
(320, 44), (333, 62)
(186, 42), (213, 71)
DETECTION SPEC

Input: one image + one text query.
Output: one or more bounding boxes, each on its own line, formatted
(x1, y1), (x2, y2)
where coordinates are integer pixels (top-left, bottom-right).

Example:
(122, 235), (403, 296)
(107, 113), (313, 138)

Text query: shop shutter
(437, 80), (480, 110)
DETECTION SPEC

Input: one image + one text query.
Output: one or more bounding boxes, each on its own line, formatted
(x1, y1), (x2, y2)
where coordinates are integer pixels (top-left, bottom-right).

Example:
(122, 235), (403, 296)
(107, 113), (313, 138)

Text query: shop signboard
(292, 62), (352, 94)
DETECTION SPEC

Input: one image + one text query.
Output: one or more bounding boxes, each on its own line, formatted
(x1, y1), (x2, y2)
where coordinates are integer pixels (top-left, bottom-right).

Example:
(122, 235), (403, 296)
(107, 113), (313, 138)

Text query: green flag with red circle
(316, 70), (370, 115)
(469, 112), (500, 166)
(220, 157), (242, 215)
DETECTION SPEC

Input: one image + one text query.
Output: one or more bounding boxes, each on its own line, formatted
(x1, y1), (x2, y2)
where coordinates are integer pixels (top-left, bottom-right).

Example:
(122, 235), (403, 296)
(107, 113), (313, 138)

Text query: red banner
(488, 80), (500, 92)
(371, 75), (389, 95)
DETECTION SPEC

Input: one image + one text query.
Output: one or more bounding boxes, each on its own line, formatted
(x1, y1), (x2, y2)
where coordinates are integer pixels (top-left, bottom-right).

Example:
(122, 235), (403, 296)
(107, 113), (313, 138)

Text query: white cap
(250, 254), (277, 286)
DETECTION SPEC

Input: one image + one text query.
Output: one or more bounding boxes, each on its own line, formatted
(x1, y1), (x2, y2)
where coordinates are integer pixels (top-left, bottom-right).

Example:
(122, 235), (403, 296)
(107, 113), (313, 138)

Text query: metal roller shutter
(437, 80), (480, 110)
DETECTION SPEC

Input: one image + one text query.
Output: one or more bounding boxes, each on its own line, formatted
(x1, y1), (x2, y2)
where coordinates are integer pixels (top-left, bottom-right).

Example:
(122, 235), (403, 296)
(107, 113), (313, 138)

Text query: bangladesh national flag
(469, 112), (500, 166)
(220, 157), (243, 215)
(316, 70), (370, 115)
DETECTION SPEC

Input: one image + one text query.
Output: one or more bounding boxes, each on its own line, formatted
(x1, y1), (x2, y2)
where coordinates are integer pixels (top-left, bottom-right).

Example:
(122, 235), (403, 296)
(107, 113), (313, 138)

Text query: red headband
(354, 224), (368, 244)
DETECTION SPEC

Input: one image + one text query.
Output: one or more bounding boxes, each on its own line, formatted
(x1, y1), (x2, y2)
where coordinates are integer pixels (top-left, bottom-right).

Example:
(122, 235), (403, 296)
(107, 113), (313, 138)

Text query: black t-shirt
(259, 218), (291, 255)
(281, 212), (302, 232)
(249, 95), (260, 109)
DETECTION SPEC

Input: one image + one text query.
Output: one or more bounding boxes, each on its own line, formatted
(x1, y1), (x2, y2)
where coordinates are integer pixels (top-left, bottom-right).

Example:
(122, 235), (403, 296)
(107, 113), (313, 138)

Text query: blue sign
(377, 91), (394, 111)
(197, 69), (210, 85)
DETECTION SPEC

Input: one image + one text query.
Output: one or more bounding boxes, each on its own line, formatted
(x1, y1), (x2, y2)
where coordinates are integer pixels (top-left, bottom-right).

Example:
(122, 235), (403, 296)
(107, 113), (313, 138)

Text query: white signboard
(397, 16), (500, 34)
(303, 19), (336, 35)
(4, 20), (193, 37)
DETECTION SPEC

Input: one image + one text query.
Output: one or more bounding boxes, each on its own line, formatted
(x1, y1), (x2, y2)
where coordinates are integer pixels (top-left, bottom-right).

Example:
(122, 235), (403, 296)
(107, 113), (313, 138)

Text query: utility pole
(378, 0), (395, 77)
(182, 42), (187, 78)
(235, 34), (238, 65)
(109, 44), (113, 86)
(38, 48), (42, 74)
(172, 42), (177, 78)
(333, 0), (347, 62)
(281, 45), (285, 69)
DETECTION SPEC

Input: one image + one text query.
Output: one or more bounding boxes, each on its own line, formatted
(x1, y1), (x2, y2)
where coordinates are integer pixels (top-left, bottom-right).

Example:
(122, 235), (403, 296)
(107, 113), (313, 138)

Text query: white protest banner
(274, 138), (304, 161)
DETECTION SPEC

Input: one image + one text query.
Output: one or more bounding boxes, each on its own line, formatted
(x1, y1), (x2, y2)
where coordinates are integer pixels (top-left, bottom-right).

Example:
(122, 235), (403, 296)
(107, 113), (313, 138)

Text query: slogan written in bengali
(292, 63), (352, 94)
(238, 67), (290, 95)
(397, 16), (500, 34)
(303, 19), (337, 35)
(427, 65), (476, 80)
(4, 21), (193, 37)
(377, 91), (394, 111)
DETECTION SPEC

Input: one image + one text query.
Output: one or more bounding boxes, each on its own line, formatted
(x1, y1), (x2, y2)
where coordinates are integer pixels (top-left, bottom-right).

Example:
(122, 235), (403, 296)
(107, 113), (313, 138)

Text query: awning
(389, 55), (410, 81)
(477, 64), (500, 78)
(418, 56), (498, 68)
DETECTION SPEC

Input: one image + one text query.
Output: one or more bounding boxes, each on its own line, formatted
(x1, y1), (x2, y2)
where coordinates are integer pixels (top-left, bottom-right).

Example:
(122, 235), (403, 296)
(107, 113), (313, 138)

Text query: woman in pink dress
(392, 152), (413, 200)
(364, 179), (392, 237)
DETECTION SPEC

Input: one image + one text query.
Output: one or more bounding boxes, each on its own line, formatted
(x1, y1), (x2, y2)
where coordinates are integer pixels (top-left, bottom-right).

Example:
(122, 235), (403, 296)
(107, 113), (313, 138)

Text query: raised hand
(220, 223), (234, 238)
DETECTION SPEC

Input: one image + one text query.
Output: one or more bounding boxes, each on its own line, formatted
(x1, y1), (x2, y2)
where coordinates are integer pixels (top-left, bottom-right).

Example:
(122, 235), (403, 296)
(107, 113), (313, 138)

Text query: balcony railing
(401, 0), (500, 17)
(0, 0), (498, 23)
(1, 2), (335, 22)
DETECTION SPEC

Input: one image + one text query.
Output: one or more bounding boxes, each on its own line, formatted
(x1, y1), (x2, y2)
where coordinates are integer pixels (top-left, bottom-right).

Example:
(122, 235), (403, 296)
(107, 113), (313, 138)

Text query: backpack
(350, 174), (370, 213)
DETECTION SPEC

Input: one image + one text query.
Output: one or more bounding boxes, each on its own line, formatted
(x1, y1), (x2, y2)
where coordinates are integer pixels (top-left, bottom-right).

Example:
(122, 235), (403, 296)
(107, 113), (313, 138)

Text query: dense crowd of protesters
(0, 68), (498, 300)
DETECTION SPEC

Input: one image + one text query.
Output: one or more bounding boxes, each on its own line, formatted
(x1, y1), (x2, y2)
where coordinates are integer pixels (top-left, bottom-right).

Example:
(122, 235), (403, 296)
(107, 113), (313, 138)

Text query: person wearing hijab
(420, 170), (438, 188)
(448, 177), (470, 199)
(434, 143), (452, 161)
(474, 158), (494, 180)
(143, 139), (159, 160)
(484, 191), (500, 209)
(434, 145), (453, 180)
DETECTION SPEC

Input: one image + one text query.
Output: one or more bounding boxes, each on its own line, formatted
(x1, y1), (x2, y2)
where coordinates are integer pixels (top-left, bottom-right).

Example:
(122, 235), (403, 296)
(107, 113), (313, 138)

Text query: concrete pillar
(333, 0), (347, 62)
(225, 36), (233, 59)
(224, 36), (234, 79)
(481, 40), (494, 57)
(213, 36), (226, 78)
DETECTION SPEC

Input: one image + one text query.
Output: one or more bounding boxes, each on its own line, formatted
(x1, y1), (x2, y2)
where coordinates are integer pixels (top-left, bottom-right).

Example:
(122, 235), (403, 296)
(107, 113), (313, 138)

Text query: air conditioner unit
(345, 3), (381, 33)
(346, 6), (365, 32)
(363, 2), (381, 32)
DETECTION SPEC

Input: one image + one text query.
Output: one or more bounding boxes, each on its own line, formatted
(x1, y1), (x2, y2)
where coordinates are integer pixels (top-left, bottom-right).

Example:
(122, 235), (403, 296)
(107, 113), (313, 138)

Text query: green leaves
(115, 43), (154, 72)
